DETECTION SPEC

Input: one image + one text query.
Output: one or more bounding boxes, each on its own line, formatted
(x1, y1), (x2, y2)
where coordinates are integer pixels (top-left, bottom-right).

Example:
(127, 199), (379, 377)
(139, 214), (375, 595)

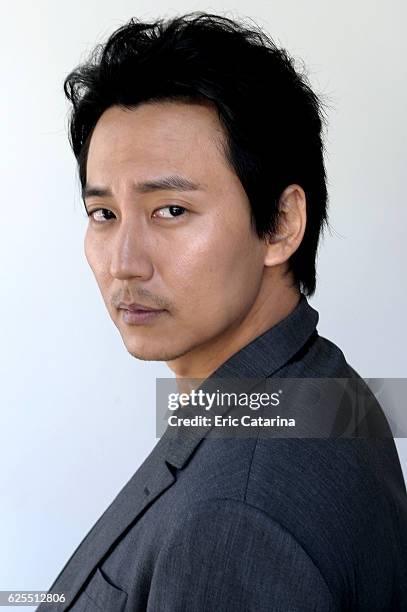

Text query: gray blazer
(37, 295), (407, 611)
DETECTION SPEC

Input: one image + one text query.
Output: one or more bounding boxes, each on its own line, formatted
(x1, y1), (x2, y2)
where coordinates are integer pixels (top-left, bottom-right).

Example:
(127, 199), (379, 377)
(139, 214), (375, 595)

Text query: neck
(167, 273), (301, 395)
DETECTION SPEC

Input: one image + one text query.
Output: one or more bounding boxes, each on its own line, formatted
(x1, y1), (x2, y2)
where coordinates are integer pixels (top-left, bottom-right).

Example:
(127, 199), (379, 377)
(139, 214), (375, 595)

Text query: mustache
(112, 289), (171, 311)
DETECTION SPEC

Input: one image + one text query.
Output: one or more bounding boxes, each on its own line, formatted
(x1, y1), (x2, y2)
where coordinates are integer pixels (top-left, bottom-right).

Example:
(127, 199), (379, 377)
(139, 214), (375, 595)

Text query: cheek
(84, 230), (109, 285)
(84, 229), (92, 268)
(163, 216), (264, 319)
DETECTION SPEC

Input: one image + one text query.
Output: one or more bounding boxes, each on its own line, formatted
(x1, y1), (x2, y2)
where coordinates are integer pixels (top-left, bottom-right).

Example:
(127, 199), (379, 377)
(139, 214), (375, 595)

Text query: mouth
(119, 307), (167, 325)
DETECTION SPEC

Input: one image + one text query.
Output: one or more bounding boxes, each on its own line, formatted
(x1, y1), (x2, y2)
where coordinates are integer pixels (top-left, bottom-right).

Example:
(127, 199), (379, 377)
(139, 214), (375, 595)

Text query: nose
(109, 218), (154, 281)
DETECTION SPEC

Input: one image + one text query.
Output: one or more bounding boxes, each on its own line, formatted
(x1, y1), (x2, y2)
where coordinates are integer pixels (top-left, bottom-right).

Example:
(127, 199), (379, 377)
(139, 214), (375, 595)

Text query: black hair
(63, 11), (330, 296)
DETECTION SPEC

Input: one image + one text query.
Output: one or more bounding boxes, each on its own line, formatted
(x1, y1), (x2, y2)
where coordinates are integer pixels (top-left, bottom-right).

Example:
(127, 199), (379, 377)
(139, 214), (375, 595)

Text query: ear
(263, 184), (307, 267)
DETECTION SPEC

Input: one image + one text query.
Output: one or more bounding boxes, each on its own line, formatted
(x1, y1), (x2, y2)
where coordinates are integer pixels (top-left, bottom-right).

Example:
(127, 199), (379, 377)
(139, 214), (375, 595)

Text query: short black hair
(64, 11), (330, 297)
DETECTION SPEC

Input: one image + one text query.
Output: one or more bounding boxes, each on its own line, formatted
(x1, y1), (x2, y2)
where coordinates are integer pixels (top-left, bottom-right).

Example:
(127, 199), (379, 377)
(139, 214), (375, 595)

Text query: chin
(125, 342), (190, 362)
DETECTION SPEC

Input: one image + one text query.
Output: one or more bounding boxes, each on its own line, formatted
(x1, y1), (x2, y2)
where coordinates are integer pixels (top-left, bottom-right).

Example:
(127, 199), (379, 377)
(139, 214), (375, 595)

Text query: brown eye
(87, 208), (115, 222)
(154, 205), (186, 218)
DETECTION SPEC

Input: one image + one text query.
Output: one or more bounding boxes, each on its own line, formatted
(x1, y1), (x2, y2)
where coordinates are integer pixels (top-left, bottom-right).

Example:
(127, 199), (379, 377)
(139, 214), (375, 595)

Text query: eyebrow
(82, 174), (204, 200)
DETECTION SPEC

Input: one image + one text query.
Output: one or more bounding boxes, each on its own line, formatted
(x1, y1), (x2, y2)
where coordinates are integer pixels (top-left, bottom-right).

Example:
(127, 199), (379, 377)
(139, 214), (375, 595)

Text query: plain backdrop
(1, 0), (406, 602)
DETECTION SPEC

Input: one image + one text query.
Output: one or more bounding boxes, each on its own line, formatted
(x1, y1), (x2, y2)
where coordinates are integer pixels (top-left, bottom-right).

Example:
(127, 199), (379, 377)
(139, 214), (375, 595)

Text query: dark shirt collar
(164, 293), (319, 468)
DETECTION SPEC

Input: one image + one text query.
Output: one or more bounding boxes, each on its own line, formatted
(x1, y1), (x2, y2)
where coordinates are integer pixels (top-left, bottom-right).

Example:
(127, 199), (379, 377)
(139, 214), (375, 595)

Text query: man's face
(84, 101), (268, 362)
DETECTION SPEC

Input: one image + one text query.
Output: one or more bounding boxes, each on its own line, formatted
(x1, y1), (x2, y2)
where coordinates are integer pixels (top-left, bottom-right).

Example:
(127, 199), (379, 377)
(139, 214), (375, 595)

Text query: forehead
(86, 101), (229, 181)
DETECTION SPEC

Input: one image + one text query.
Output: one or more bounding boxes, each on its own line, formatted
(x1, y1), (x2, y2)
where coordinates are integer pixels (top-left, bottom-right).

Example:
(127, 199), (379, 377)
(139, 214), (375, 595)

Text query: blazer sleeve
(146, 497), (338, 612)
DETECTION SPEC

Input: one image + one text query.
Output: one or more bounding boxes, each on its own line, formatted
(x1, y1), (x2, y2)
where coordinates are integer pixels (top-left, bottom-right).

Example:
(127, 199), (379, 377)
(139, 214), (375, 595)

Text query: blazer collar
(164, 293), (319, 469)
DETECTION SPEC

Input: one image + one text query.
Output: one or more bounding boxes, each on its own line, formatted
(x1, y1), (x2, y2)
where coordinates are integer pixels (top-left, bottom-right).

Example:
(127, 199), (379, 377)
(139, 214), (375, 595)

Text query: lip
(119, 303), (167, 325)
(117, 301), (163, 312)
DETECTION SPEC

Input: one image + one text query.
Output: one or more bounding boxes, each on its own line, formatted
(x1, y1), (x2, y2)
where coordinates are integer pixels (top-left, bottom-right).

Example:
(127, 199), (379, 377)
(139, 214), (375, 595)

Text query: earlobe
(263, 237), (290, 267)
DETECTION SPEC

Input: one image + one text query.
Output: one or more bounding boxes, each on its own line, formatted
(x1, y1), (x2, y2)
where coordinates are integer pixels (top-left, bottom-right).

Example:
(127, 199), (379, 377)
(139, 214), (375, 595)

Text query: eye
(153, 205), (187, 219)
(87, 208), (115, 223)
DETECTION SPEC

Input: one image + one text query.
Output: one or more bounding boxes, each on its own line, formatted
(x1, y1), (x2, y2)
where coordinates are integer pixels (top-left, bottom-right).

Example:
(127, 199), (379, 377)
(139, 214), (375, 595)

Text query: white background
(1, 0), (406, 600)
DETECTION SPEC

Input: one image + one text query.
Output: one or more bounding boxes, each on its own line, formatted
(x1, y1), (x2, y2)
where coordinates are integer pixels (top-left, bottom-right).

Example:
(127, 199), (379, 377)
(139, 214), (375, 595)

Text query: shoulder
(174, 436), (406, 608)
(245, 436), (400, 517)
(244, 435), (406, 601)
(245, 427), (406, 535)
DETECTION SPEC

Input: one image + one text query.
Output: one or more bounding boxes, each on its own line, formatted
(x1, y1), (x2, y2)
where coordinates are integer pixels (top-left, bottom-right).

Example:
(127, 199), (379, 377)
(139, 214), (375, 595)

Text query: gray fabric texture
(36, 294), (407, 611)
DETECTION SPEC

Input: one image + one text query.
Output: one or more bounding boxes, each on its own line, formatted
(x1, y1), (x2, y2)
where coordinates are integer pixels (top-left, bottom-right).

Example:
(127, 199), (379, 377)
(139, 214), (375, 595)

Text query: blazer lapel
(45, 432), (175, 610)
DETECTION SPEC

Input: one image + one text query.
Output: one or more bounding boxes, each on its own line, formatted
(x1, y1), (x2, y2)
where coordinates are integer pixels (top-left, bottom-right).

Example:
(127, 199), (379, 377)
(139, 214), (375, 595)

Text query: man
(38, 11), (407, 611)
